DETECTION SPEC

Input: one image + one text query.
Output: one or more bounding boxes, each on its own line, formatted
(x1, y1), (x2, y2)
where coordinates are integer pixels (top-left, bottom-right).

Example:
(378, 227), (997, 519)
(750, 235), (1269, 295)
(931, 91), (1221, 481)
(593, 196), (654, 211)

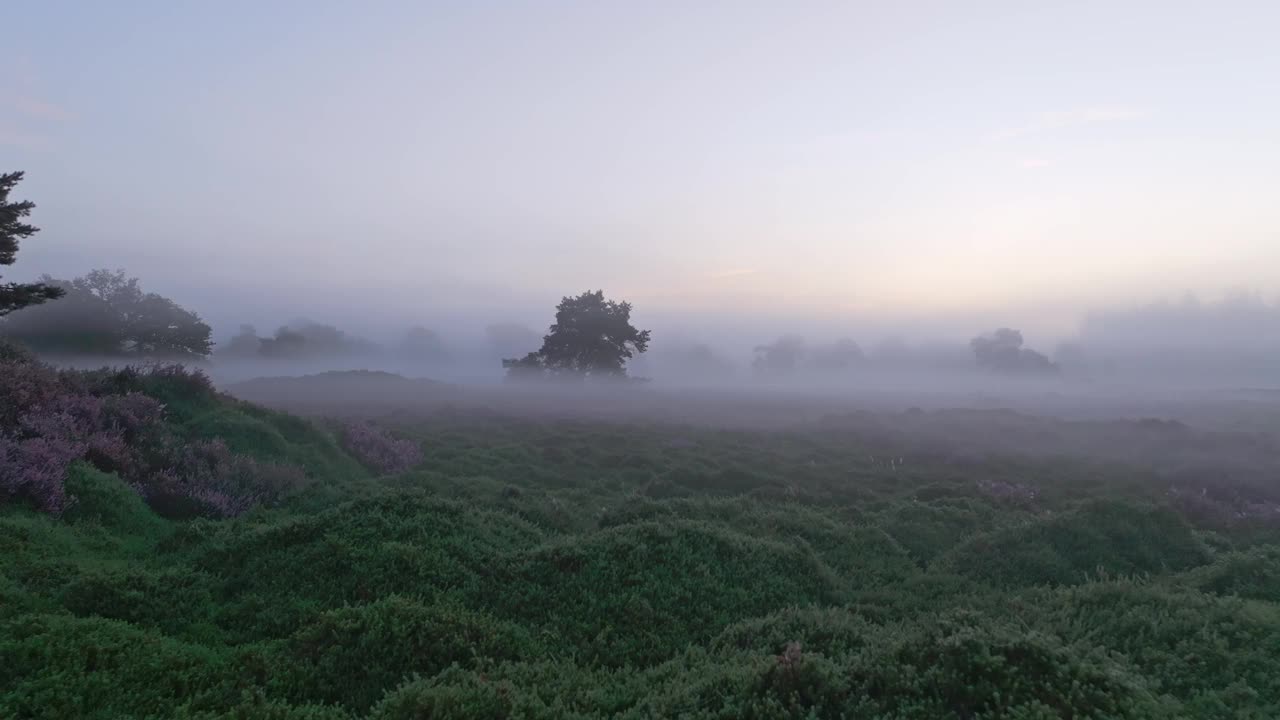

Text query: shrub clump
(142, 439), (307, 519)
(339, 421), (423, 474)
(0, 353), (304, 517)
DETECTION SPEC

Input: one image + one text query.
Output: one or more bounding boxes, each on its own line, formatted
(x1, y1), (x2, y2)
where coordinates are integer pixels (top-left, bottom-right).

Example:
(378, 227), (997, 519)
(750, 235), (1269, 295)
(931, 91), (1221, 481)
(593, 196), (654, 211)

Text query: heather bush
(0, 337), (36, 363)
(0, 352), (307, 518)
(0, 358), (64, 426)
(143, 439), (307, 519)
(80, 362), (218, 421)
(339, 421), (423, 474)
(0, 435), (81, 513)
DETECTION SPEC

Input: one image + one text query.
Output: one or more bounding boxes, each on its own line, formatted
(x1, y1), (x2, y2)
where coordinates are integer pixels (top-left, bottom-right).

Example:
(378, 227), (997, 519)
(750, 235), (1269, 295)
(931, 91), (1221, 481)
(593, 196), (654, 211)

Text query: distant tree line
(219, 321), (381, 360)
(0, 169), (1083, 380)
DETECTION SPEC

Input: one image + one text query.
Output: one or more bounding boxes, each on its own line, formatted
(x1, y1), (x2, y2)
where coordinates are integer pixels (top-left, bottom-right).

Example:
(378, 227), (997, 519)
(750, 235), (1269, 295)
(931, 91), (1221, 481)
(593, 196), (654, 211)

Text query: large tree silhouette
(0, 171), (64, 316)
(504, 290), (650, 379)
(2, 269), (212, 358)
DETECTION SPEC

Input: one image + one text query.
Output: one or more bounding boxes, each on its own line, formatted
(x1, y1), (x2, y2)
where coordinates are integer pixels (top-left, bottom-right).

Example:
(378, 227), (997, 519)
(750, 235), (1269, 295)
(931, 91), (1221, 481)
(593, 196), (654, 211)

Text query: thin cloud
(710, 268), (760, 280)
(0, 126), (48, 149)
(988, 107), (1145, 141)
(1019, 158), (1051, 169)
(13, 96), (73, 122)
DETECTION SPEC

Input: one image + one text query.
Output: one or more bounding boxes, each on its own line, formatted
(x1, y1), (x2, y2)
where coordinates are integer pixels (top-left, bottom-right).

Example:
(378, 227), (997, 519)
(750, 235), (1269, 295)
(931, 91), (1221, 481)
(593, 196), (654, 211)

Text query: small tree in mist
(808, 337), (865, 371)
(503, 290), (650, 380)
(399, 326), (451, 365)
(752, 335), (806, 377)
(0, 171), (64, 316)
(970, 328), (1056, 373)
(254, 321), (380, 360)
(219, 324), (264, 357)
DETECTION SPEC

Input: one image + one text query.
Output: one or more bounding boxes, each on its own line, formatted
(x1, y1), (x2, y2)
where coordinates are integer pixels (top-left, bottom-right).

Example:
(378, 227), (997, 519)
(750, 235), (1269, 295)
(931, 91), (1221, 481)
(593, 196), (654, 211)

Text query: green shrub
(488, 520), (843, 665)
(879, 499), (1004, 565)
(369, 668), (522, 720)
(0, 614), (240, 719)
(58, 566), (217, 640)
(1030, 580), (1280, 715)
(273, 596), (541, 710)
(939, 500), (1211, 587)
(1183, 546), (1280, 601)
(60, 462), (168, 537)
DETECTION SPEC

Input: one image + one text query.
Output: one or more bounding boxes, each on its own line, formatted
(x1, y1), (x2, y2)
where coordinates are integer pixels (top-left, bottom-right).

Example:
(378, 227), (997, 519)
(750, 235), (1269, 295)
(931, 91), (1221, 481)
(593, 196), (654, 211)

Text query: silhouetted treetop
(752, 335), (806, 376)
(971, 327), (1056, 373)
(0, 171), (64, 316)
(1, 269), (212, 358)
(504, 290), (650, 379)
(400, 326), (451, 364)
(808, 337), (865, 371)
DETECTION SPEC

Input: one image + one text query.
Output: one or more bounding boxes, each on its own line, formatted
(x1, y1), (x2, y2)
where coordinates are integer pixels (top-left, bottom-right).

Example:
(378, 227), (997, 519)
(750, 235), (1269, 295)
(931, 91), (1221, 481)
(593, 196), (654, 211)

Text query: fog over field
(7, 4), (1280, 717)
(6, 3), (1279, 400)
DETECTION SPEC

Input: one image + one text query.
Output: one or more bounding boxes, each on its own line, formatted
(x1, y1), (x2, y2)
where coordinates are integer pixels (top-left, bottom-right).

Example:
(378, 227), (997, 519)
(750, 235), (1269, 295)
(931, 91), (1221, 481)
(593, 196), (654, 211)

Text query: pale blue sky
(5, 1), (1279, 341)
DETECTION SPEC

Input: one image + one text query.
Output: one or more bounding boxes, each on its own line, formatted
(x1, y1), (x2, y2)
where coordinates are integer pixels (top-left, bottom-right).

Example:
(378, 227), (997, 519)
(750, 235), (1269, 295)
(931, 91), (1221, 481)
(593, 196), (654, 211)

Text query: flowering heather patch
(143, 439), (307, 518)
(0, 359), (64, 426)
(0, 350), (304, 517)
(340, 421), (424, 474)
(0, 435), (81, 514)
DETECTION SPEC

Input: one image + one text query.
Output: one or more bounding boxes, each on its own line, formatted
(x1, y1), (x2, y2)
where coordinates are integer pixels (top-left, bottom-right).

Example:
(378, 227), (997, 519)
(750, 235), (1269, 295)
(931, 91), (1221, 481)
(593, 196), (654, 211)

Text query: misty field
(2, 365), (1279, 719)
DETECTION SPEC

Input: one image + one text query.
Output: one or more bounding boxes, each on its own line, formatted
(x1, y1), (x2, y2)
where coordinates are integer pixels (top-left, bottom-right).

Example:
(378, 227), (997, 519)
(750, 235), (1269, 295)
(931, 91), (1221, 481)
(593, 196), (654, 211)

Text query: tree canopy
(0, 171), (64, 316)
(503, 290), (650, 379)
(971, 328), (1057, 373)
(399, 326), (451, 365)
(217, 321), (382, 360)
(752, 335), (806, 376)
(0, 269), (212, 358)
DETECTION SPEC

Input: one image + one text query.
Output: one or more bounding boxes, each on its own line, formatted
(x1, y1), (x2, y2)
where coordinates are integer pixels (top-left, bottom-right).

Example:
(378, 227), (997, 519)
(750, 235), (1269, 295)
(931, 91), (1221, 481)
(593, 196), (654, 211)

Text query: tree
(128, 293), (213, 357)
(0, 171), (64, 316)
(752, 335), (806, 376)
(808, 337), (865, 371)
(258, 327), (308, 359)
(399, 326), (451, 365)
(219, 324), (264, 357)
(254, 321), (380, 359)
(503, 290), (650, 379)
(0, 269), (212, 358)
(970, 328), (1056, 373)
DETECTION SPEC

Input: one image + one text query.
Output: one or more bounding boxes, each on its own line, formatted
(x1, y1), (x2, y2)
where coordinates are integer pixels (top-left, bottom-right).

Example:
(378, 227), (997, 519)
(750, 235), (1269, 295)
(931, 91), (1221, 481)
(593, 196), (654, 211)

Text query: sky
(4, 1), (1280, 345)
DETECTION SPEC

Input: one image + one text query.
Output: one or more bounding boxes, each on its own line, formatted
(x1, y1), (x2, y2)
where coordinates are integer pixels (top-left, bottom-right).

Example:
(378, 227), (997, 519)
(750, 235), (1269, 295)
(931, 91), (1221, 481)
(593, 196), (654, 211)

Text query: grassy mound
(938, 500), (1210, 587)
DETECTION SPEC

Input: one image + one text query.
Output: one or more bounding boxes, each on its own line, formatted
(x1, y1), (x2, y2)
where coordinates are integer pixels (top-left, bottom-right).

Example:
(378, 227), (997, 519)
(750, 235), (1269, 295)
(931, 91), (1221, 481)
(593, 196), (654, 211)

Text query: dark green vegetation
(5, 376), (1280, 718)
(503, 290), (651, 380)
(0, 171), (64, 316)
(1, 268), (214, 359)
